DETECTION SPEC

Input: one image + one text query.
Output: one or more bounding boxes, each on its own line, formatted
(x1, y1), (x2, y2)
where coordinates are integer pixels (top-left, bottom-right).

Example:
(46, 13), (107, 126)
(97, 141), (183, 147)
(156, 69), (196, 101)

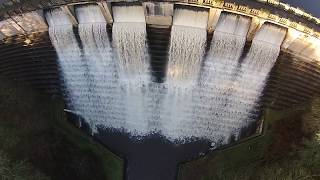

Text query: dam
(45, 4), (286, 143)
(0, 0), (320, 179)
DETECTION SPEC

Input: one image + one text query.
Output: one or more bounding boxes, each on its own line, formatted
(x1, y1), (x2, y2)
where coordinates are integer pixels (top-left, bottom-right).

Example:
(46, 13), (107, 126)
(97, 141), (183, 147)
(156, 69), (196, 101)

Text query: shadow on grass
(178, 100), (320, 180)
(0, 77), (123, 180)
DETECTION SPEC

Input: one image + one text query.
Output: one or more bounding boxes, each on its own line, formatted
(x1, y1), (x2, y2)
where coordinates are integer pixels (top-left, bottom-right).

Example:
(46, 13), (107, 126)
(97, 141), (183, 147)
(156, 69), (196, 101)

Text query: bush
(0, 151), (49, 180)
(0, 77), (123, 180)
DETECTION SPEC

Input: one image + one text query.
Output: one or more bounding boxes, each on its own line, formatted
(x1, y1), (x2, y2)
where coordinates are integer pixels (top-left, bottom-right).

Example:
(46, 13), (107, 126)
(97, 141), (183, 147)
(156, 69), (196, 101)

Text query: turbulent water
(163, 9), (208, 139)
(76, 5), (125, 131)
(112, 5), (151, 134)
(45, 8), (97, 129)
(229, 24), (286, 135)
(46, 5), (285, 144)
(193, 13), (251, 143)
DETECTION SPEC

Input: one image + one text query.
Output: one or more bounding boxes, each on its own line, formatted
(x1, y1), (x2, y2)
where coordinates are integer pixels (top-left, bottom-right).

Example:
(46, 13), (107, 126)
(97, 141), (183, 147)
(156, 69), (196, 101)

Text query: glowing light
(280, 3), (290, 10)
(168, 67), (182, 78)
(23, 38), (32, 46)
(268, 0), (279, 6)
(293, 7), (304, 16)
(309, 36), (320, 60)
(316, 133), (320, 142)
(288, 28), (303, 39)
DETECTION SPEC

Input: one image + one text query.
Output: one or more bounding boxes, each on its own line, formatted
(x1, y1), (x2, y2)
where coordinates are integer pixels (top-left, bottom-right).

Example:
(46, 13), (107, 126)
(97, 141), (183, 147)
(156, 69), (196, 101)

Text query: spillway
(163, 8), (209, 140)
(76, 5), (125, 130)
(43, 5), (291, 180)
(194, 13), (251, 143)
(229, 24), (286, 136)
(112, 5), (149, 80)
(45, 8), (96, 129)
(167, 8), (208, 84)
(46, 6), (284, 144)
(112, 5), (151, 134)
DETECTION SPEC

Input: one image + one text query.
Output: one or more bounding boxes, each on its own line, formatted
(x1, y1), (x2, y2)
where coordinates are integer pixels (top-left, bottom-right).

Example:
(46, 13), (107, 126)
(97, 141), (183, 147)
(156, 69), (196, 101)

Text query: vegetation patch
(178, 98), (320, 180)
(0, 78), (123, 180)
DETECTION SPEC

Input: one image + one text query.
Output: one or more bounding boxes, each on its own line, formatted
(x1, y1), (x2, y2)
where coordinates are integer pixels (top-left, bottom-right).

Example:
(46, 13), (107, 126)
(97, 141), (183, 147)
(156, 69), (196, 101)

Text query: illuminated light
(281, 28), (303, 49)
(268, 14), (278, 21)
(257, 0), (267, 3)
(303, 27), (312, 35)
(211, 0), (224, 7)
(223, 3), (237, 10)
(249, 9), (260, 16)
(303, 13), (313, 20)
(203, 0), (212, 5)
(293, 7), (305, 16)
(278, 18), (288, 25)
(11, 11), (48, 33)
(295, 23), (306, 32)
(309, 36), (320, 52)
(0, 20), (20, 36)
(168, 67), (183, 80)
(267, 0), (279, 6)
(189, 0), (202, 5)
(237, 5), (249, 13)
(306, 37), (320, 61)
(289, 28), (303, 39)
(279, 3), (290, 11)
(23, 38), (32, 46)
(288, 22), (297, 29)
(256, 9), (267, 19)
(316, 133), (320, 142)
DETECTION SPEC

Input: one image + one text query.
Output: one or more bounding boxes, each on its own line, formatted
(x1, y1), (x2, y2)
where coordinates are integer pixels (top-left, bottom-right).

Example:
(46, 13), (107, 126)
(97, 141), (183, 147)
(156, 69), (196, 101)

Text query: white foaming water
(162, 9), (208, 139)
(112, 6), (148, 80)
(112, 6), (150, 134)
(76, 5), (125, 130)
(194, 13), (251, 143)
(230, 24), (286, 137)
(46, 8), (97, 128)
(167, 9), (208, 83)
(172, 9), (208, 29)
(47, 6), (282, 145)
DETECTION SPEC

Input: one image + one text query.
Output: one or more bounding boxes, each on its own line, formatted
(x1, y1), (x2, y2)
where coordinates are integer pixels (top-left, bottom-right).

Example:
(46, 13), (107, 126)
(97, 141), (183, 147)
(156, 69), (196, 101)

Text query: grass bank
(0, 78), (123, 180)
(178, 99), (320, 180)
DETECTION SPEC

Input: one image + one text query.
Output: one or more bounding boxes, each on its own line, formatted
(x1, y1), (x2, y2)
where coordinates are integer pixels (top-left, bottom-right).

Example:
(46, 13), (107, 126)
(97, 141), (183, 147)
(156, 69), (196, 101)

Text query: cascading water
(46, 6), (289, 180)
(167, 8), (208, 83)
(45, 8), (96, 128)
(75, 5), (125, 130)
(163, 8), (208, 139)
(46, 6), (283, 145)
(112, 6), (148, 80)
(229, 24), (286, 135)
(112, 5), (151, 134)
(194, 13), (251, 143)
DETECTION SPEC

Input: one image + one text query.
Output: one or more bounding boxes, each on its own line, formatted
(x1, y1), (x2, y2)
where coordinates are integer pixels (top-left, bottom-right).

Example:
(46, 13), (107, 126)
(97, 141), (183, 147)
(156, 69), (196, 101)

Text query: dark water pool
(66, 111), (213, 180)
(96, 128), (211, 180)
(66, 111), (260, 180)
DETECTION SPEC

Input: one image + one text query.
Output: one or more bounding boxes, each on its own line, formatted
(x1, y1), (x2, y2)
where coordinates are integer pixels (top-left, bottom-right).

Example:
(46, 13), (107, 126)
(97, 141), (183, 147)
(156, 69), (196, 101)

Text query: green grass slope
(0, 78), (123, 180)
(178, 99), (320, 180)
